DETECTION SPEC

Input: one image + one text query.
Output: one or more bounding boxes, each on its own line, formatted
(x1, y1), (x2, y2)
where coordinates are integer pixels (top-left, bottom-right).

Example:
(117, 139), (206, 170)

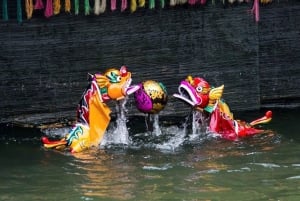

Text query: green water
(0, 108), (299, 201)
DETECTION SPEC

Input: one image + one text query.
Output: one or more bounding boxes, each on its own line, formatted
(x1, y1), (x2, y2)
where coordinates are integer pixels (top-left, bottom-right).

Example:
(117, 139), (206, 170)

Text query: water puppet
(42, 66), (140, 153)
(173, 75), (272, 140)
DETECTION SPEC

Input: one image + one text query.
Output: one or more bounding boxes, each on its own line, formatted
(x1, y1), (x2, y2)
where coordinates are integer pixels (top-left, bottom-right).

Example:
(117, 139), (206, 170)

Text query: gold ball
(134, 80), (168, 114)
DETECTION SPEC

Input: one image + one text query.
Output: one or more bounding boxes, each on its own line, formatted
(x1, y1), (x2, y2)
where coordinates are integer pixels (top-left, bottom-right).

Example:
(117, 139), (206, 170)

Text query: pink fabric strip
(44, 0), (53, 18)
(251, 0), (260, 22)
(200, 0), (206, 5)
(121, 0), (127, 12)
(34, 0), (44, 9)
(111, 0), (117, 11)
(188, 0), (196, 5)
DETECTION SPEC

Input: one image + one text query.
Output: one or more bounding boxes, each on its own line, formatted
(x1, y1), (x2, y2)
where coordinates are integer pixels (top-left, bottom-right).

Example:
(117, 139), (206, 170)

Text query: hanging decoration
(131, 0), (137, 12)
(138, 0), (145, 7)
(160, 0), (165, 8)
(170, 0), (187, 6)
(34, 0), (44, 9)
(2, 0), (8, 21)
(99, 0), (107, 14)
(94, 0), (106, 15)
(252, 0), (260, 22)
(111, 0), (117, 11)
(17, 0), (22, 23)
(84, 0), (91, 15)
(180, 0), (188, 5)
(74, 0), (79, 15)
(65, 0), (71, 13)
(170, 0), (176, 6)
(121, 0), (128, 12)
(188, 0), (197, 5)
(261, 0), (272, 3)
(0, 0), (276, 22)
(200, 0), (206, 5)
(149, 0), (155, 9)
(53, 0), (61, 15)
(95, 0), (101, 15)
(45, 0), (54, 18)
(25, 0), (34, 19)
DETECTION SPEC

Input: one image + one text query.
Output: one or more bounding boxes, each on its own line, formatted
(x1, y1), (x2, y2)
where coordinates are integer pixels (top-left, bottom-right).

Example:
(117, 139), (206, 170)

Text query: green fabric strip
(84, 0), (91, 15)
(17, 0), (22, 23)
(74, 0), (79, 15)
(2, 0), (8, 20)
(149, 0), (155, 9)
(160, 0), (165, 8)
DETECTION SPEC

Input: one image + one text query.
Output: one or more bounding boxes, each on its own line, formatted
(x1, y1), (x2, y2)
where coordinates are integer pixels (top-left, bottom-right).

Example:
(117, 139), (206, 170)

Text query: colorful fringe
(0, 0), (266, 23)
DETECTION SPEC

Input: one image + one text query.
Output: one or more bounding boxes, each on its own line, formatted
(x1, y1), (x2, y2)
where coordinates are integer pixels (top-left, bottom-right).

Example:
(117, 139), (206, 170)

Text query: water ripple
(250, 162), (281, 168)
(286, 175), (300, 180)
(142, 163), (173, 171)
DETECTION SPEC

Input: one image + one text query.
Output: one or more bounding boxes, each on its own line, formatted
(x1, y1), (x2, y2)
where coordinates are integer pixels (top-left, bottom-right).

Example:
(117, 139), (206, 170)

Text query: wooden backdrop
(0, 1), (299, 124)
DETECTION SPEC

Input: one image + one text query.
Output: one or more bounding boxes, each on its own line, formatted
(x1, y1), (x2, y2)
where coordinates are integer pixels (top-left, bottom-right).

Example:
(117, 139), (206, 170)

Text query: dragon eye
(196, 86), (203, 93)
(116, 76), (122, 82)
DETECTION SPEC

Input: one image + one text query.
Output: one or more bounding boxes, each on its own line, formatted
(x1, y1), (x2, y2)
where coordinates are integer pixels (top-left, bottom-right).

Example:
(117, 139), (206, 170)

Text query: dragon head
(94, 66), (140, 101)
(173, 75), (224, 111)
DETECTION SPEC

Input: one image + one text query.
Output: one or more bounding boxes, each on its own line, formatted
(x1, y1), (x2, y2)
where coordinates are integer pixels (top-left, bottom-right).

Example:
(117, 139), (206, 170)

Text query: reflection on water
(0, 108), (300, 201)
(70, 150), (137, 200)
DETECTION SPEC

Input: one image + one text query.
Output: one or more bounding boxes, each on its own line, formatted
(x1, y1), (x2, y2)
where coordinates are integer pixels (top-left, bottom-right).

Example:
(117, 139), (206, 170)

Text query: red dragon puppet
(173, 75), (272, 141)
(42, 66), (140, 153)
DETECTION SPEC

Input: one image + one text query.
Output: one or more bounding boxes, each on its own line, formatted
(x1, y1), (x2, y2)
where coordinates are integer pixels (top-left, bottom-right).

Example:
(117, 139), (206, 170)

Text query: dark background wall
(0, 1), (299, 124)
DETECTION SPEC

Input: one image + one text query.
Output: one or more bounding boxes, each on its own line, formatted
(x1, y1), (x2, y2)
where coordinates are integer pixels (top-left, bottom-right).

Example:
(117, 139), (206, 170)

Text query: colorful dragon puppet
(173, 75), (272, 140)
(42, 66), (140, 153)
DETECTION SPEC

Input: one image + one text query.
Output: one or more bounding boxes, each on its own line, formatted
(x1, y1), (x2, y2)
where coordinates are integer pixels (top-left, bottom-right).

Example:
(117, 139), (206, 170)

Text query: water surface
(0, 108), (299, 201)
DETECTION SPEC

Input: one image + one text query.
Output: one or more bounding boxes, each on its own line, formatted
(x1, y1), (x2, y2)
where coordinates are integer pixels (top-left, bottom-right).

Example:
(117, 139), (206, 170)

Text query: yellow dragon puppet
(41, 66), (140, 153)
(173, 75), (273, 140)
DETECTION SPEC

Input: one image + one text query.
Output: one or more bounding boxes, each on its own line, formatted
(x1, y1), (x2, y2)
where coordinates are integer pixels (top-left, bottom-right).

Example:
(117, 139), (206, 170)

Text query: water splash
(145, 114), (162, 136)
(41, 108), (214, 152)
(190, 110), (209, 140)
(155, 125), (186, 151)
(101, 97), (130, 147)
(154, 111), (210, 151)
